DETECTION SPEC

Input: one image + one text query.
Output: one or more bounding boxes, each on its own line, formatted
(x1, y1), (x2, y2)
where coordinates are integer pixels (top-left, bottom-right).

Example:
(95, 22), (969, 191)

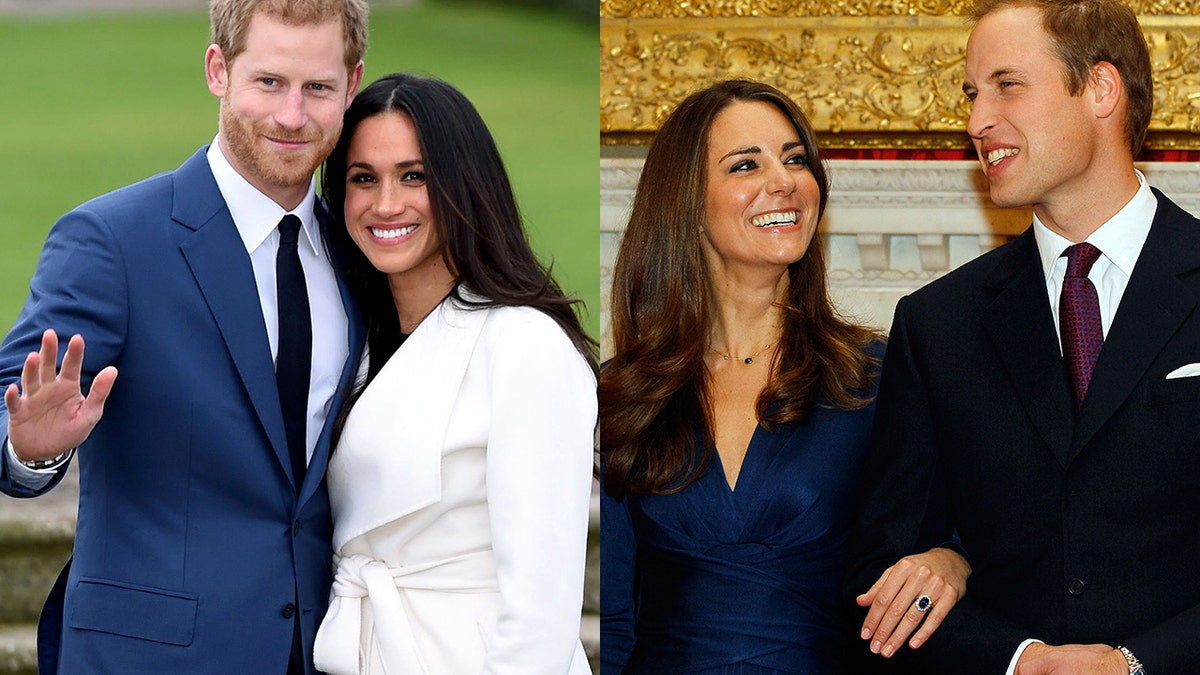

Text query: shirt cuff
(5, 438), (67, 490)
(1006, 638), (1044, 675)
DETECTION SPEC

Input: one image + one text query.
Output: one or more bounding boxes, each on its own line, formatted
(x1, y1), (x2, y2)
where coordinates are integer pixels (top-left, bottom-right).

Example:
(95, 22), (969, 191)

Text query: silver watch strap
(9, 439), (74, 471)
(1117, 646), (1145, 675)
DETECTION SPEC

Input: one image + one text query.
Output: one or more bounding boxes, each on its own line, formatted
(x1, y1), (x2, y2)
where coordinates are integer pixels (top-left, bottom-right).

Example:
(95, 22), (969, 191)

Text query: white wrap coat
(313, 296), (595, 674)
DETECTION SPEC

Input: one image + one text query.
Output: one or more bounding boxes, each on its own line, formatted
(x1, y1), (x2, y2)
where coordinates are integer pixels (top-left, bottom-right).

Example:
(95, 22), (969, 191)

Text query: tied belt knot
(313, 549), (498, 675)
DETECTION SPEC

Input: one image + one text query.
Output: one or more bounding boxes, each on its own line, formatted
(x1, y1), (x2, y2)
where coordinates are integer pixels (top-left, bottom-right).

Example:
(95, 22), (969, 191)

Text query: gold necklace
(709, 342), (775, 365)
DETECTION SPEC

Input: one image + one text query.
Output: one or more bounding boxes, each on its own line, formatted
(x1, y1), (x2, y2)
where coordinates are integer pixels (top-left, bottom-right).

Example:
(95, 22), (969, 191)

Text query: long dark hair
(600, 79), (879, 499)
(322, 72), (598, 439)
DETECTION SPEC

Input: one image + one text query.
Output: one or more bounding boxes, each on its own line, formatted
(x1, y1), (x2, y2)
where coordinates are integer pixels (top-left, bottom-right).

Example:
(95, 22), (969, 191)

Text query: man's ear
(344, 60), (365, 110)
(1090, 60), (1122, 120)
(205, 45), (229, 98)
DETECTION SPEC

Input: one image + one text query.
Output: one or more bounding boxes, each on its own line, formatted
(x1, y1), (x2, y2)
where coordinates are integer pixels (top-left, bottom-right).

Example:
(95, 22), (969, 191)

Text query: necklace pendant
(709, 341), (773, 365)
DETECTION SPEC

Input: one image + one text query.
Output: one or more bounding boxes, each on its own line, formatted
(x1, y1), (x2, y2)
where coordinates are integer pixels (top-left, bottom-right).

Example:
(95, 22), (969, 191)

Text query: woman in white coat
(312, 72), (598, 675)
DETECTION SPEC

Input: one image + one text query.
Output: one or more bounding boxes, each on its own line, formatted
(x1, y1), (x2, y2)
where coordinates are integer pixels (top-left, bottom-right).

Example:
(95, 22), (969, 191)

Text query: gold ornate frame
(600, 1), (1200, 150)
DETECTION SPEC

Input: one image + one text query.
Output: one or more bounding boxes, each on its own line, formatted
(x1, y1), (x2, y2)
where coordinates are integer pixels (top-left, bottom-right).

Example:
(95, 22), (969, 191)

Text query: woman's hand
(856, 547), (970, 657)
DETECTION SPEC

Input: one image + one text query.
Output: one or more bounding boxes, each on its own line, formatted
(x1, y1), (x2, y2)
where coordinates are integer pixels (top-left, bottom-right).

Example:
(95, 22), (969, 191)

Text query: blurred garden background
(0, 0), (599, 337)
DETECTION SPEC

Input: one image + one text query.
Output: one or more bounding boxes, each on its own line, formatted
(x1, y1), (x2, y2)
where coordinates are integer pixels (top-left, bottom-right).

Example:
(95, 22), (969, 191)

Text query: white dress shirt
(1034, 170), (1156, 346)
(1006, 170), (1156, 674)
(6, 137), (348, 487)
(206, 137), (348, 464)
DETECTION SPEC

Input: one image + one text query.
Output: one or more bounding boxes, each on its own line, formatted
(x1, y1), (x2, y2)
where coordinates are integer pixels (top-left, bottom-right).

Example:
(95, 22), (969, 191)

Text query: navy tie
(276, 215), (311, 489)
(1060, 242), (1103, 413)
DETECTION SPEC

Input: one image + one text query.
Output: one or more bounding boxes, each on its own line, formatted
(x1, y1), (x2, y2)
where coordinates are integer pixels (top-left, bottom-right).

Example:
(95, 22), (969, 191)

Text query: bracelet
(1116, 646), (1145, 675)
(9, 440), (74, 471)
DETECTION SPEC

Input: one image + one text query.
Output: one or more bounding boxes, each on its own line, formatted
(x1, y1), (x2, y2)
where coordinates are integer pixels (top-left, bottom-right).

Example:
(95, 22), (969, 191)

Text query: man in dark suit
(0, 1), (366, 672)
(846, 0), (1197, 673)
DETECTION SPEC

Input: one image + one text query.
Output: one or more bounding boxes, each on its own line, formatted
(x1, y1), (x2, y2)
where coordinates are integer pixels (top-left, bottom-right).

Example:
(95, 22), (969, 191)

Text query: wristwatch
(8, 440), (73, 471)
(1116, 646), (1145, 675)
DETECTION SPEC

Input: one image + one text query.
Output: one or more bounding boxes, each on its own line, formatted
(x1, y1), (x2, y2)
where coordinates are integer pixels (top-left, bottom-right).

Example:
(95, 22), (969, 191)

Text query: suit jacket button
(1067, 578), (1086, 596)
(282, 602), (296, 618)
(292, 521), (301, 536)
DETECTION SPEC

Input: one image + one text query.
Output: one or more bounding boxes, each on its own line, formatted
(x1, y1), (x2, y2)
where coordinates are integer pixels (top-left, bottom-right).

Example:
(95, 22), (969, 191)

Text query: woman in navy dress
(599, 80), (969, 674)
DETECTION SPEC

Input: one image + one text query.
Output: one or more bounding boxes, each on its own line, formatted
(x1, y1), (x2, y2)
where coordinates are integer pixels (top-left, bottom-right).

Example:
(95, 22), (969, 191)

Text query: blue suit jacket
(0, 147), (364, 674)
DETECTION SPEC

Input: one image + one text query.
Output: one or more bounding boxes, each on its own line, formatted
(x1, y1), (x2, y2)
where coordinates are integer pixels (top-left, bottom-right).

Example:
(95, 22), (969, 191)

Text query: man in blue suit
(0, 1), (367, 672)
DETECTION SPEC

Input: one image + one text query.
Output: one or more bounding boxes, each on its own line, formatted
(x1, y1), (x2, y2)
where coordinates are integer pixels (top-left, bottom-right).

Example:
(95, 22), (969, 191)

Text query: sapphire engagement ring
(913, 595), (933, 613)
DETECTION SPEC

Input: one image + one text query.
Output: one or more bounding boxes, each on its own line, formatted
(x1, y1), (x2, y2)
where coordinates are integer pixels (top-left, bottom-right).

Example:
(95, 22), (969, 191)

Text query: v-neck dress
(600, 351), (880, 674)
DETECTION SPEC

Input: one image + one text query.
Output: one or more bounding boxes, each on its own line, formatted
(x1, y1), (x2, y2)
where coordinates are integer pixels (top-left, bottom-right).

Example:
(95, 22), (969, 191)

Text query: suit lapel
(981, 230), (1075, 466)
(1070, 192), (1200, 457)
(173, 149), (293, 485)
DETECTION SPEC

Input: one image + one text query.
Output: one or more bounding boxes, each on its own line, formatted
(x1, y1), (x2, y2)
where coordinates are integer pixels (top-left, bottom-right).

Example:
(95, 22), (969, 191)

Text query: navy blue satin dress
(600, 378), (877, 674)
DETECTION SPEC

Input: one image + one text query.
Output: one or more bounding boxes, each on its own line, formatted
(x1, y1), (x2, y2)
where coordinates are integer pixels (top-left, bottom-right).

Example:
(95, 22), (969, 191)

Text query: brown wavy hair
(600, 79), (879, 499)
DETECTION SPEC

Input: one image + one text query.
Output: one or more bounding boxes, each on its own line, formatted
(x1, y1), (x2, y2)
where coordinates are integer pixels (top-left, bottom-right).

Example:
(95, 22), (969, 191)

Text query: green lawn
(0, 1), (599, 336)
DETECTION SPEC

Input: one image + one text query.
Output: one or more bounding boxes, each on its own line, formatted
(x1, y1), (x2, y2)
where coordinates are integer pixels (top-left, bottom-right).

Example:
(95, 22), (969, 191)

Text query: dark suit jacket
(0, 147), (365, 674)
(845, 189), (1200, 674)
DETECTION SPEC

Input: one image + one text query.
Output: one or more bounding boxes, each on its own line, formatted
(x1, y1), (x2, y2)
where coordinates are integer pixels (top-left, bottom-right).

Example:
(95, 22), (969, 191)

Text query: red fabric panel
(820, 148), (1200, 162)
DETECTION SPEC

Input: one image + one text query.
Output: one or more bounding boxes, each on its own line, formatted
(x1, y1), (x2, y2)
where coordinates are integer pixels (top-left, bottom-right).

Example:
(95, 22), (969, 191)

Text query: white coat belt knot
(313, 550), (498, 674)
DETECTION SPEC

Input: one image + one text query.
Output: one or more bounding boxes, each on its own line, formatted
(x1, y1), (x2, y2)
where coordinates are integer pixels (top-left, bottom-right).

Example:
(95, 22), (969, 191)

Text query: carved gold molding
(600, 5), (1200, 149)
(602, 0), (972, 18)
(602, 0), (1196, 18)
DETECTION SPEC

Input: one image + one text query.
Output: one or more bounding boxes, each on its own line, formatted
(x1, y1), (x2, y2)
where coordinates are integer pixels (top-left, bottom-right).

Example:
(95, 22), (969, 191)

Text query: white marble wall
(600, 158), (1200, 358)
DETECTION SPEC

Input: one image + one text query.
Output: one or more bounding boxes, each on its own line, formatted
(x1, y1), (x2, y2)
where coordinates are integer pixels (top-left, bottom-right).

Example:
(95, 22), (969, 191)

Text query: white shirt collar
(1033, 169), (1156, 280)
(206, 135), (322, 256)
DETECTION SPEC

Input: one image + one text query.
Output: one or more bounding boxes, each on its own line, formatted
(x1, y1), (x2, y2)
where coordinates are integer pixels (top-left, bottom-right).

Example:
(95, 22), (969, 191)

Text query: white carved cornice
(599, 157), (1200, 356)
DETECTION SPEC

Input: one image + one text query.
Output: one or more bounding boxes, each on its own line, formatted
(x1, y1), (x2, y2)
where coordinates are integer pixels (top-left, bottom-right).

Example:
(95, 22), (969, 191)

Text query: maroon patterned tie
(1060, 243), (1103, 412)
